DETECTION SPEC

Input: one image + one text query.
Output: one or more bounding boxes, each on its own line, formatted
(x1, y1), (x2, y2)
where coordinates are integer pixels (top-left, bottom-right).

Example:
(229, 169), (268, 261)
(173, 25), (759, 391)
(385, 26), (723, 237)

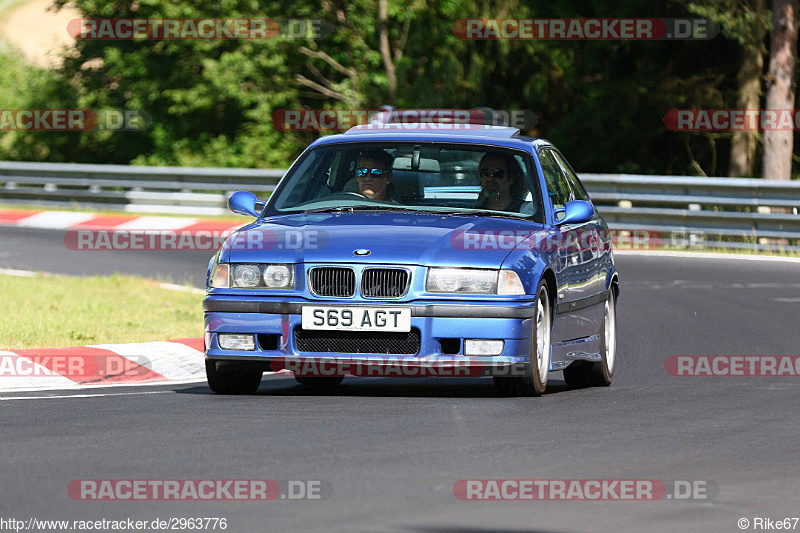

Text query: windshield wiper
(427, 208), (525, 219)
(302, 205), (417, 214)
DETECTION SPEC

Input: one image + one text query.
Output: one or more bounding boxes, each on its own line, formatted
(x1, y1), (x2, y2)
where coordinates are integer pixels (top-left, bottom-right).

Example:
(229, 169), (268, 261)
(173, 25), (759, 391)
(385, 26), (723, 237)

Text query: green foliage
(0, 0), (777, 175)
(683, 0), (770, 48)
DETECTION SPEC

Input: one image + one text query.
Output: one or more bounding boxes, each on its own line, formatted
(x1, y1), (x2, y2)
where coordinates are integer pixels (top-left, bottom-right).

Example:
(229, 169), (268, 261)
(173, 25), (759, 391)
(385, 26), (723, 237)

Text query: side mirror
(228, 191), (262, 218)
(555, 200), (594, 226)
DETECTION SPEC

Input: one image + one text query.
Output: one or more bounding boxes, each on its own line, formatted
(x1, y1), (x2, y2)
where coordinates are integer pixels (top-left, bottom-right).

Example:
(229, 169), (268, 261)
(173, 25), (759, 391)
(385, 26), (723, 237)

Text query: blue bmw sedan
(203, 124), (619, 396)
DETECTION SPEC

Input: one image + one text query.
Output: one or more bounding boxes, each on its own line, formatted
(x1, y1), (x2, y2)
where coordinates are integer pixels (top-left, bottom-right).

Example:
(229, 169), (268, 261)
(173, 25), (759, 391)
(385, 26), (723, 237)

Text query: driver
(356, 149), (394, 201)
(475, 152), (526, 212)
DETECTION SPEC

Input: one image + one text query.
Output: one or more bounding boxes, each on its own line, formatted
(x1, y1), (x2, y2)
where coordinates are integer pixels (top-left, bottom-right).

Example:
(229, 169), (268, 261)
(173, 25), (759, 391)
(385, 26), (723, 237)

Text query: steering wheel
(335, 191), (369, 199)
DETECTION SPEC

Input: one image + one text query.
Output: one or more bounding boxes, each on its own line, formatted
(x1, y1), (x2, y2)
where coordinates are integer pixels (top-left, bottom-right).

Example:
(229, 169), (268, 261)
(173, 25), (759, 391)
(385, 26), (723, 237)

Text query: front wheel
(563, 289), (616, 388)
(494, 280), (552, 397)
(206, 360), (262, 394)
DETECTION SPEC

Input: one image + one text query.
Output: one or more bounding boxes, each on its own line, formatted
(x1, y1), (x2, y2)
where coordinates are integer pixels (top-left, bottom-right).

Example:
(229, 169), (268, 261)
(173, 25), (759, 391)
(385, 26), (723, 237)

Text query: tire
(563, 289), (616, 388)
(494, 280), (552, 397)
(205, 360), (263, 395)
(295, 376), (344, 388)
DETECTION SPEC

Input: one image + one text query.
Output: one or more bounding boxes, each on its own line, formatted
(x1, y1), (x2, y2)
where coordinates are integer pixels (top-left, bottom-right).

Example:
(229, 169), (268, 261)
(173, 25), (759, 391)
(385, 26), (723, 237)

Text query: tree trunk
(762, 0), (798, 181)
(729, 16), (764, 176)
(378, 0), (397, 106)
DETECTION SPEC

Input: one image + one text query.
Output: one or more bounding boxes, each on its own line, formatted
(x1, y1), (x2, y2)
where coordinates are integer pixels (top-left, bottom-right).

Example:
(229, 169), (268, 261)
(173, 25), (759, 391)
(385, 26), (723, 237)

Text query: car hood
(225, 211), (543, 268)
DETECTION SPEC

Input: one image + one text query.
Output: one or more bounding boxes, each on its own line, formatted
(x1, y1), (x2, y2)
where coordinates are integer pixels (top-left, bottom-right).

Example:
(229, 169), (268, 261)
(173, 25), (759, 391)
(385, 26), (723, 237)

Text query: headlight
(263, 264), (293, 288)
(210, 263), (295, 289)
(426, 268), (497, 294)
(233, 264), (262, 287)
(426, 268), (525, 295)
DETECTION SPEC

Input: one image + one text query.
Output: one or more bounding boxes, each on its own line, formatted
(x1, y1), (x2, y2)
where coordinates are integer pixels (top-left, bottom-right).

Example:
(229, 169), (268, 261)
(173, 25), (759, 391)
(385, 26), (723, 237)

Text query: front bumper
(204, 296), (536, 375)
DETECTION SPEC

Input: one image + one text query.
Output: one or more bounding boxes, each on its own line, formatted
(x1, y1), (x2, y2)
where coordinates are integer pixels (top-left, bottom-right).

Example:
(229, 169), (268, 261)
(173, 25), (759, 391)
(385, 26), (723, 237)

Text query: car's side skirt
(550, 335), (602, 370)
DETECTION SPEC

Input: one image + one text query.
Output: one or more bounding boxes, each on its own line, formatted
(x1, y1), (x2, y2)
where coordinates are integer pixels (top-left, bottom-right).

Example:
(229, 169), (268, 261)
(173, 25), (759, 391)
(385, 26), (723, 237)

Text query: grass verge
(0, 273), (204, 350)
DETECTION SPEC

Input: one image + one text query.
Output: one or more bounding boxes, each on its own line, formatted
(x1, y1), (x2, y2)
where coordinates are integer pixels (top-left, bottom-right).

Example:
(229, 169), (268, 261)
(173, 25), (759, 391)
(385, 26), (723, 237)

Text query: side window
(274, 150), (330, 207)
(538, 149), (573, 218)
(325, 152), (343, 188)
(552, 151), (589, 202)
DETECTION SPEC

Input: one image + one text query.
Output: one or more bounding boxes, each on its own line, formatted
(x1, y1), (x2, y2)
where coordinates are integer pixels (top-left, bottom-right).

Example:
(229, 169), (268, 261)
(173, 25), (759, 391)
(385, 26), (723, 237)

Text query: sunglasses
(480, 168), (507, 179)
(356, 168), (389, 178)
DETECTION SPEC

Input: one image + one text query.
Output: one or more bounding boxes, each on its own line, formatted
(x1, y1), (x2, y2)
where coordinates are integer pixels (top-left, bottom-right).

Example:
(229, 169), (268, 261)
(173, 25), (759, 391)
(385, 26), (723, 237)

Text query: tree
(762, 0), (798, 181)
(684, 0), (771, 177)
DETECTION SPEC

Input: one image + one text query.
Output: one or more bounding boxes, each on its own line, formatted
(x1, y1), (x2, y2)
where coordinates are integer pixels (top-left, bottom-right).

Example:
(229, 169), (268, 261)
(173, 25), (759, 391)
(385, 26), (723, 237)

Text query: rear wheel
(494, 280), (551, 397)
(563, 289), (616, 388)
(295, 376), (344, 388)
(205, 360), (262, 395)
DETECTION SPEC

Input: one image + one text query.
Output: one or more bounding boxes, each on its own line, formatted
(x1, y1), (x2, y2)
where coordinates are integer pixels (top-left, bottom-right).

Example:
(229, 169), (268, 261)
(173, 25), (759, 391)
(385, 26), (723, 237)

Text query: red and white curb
(0, 208), (242, 235)
(0, 337), (293, 393)
(0, 339), (207, 392)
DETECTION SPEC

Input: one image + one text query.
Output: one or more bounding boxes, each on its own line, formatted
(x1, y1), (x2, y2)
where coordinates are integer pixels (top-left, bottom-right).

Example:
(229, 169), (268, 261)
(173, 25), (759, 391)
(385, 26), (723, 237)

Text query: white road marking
(15, 211), (96, 229)
(0, 268), (42, 277)
(626, 280), (800, 290)
(615, 250), (800, 263)
(0, 372), (293, 399)
(0, 390), (176, 401)
(0, 376), (208, 393)
(114, 217), (198, 231)
(148, 282), (206, 295)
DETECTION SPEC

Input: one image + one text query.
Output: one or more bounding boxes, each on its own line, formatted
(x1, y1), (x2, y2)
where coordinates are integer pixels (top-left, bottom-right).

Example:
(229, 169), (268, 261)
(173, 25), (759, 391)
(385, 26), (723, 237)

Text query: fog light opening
(218, 334), (256, 351)
(464, 339), (504, 356)
(440, 338), (461, 355)
(257, 334), (280, 351)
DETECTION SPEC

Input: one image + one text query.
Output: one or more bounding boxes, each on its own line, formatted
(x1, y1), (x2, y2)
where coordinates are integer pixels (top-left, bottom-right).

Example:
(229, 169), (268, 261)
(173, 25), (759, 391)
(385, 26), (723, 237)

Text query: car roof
(309, 124), (554, 151)
(344, 124), (522, 137)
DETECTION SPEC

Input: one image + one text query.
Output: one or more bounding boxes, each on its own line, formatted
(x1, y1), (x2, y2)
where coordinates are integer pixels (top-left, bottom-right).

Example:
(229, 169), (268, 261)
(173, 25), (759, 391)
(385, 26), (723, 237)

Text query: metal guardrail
(581, 174), (800, 251)
(1, 161), (799, 250)
(0, 161), (284, 216)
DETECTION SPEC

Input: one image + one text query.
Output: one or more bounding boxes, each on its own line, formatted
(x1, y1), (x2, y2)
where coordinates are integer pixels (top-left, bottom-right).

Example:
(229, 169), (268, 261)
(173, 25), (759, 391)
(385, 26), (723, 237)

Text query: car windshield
(267, 142), (545, 223)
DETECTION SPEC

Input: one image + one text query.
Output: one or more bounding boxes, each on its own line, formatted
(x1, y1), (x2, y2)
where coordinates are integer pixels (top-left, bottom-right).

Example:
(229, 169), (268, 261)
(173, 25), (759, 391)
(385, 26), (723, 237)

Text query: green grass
(0, 273), (205, 350)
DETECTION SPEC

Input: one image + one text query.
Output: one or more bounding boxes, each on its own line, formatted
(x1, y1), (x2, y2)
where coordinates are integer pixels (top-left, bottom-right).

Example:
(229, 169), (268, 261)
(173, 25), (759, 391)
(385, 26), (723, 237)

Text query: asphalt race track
(1, 226), (799, 533)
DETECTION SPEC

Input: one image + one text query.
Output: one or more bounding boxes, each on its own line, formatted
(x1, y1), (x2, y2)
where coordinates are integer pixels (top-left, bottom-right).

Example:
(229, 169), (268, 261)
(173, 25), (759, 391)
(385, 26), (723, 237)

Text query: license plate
(302, 306), (411, 332)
